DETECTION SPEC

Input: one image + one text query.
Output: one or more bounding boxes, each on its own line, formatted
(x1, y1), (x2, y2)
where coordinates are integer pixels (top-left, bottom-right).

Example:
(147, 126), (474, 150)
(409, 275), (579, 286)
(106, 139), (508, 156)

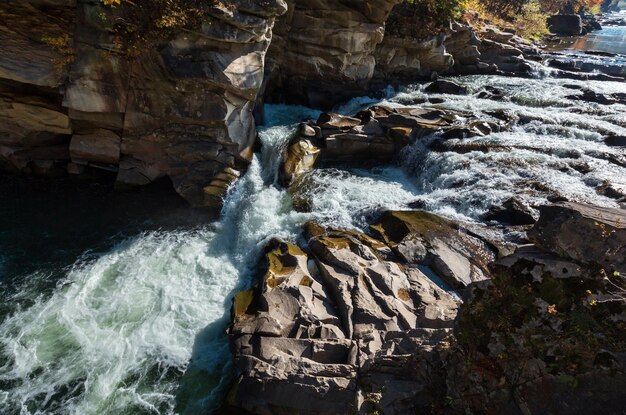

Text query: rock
(528, 202), (626, 271)
(69, 129), (121, 166)
(265, 0), (402, 108)
(567, 88), (623, 105)
(280, 106), (462, 186)
(227, 218), (461, 414)
(449, 241), (626, 414)
(587, 17), (603, 31)
(606, 135), (626, 147)
(228, 205), (626, 413)
(370, 211), (496, 289)
(548, 14), (583, 36)
(279, 136), (321, 186)
(476, 86), (509, 101)
(424, 79), (468, 95)
(597, 181), (626, 201)
(0, 0), (289, 208)
(482, 197), (538, 226)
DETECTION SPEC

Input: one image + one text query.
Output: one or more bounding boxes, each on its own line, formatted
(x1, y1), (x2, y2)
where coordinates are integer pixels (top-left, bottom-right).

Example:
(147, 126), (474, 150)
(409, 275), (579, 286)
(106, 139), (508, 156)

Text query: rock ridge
(226, 203), (626, 414)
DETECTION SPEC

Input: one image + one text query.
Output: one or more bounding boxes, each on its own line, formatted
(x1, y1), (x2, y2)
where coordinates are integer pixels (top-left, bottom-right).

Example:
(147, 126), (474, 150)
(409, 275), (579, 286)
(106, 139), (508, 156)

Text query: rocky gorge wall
(0, 0), (559, 207)
(0, 0), (287, 207)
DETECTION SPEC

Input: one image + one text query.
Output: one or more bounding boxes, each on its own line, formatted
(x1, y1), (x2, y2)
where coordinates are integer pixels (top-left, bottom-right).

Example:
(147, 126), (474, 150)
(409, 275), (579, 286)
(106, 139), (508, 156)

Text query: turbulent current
(1, 45), (626, 414)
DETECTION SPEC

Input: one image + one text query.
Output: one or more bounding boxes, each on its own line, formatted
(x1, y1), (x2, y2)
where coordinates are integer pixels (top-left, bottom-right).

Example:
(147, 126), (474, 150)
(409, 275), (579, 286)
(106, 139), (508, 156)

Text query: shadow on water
(0, 173), (214, 317)
(174, 306), (235, 414)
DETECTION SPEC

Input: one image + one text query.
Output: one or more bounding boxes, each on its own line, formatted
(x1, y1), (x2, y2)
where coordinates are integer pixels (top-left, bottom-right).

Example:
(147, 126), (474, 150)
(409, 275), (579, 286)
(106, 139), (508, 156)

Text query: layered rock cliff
(374, 3), (540, 82)
(1, 1), (616, 207)
(0, 0), (287, 207)
(263, 0), (401, 109)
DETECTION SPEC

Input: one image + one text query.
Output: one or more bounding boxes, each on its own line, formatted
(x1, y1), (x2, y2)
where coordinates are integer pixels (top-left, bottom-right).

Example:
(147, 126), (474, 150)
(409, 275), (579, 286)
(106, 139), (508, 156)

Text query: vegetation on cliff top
(99, 0), (608, 51)
(100, 0), (224, 53)
(400, 0), (605, 39)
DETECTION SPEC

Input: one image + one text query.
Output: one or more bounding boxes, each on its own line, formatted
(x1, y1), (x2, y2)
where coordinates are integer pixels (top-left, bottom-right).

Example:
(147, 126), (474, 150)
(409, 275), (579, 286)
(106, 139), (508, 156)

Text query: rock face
(265, 0), (401, 108)
(0, 0), (287, 207)
(227, 204), (626, 414)
(226, 210), (501, 414)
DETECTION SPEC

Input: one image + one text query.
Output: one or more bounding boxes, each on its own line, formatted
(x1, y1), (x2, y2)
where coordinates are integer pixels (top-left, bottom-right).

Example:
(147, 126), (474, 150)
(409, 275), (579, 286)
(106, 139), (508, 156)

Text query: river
(1, 27), (625, 415)
(572, 11), (626, 55)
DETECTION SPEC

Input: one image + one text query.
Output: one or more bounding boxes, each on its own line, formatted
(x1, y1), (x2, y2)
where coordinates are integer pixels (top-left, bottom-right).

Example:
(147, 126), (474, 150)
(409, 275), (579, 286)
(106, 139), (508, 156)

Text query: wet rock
(605, 135), (626, 147)
(596, 181), (626, 201)
(440, 121), (501, 140)
(483, 197), (538, 226)
(567, 88), (626, 105)
(424, 79), (468, 95)
(280, 106), (463, 186)
(279, 137), (321, 186)
(548, 15), (583, 36)
(569, 160), (592, 174)
(476, 86), (509, 102)
(429, 140), (512, 154)
(529, 202), (626, 271)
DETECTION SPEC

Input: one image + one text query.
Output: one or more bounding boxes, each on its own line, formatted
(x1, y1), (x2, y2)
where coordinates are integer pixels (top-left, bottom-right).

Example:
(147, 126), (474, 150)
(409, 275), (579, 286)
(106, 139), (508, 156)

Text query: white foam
(1, 74), (625, 414)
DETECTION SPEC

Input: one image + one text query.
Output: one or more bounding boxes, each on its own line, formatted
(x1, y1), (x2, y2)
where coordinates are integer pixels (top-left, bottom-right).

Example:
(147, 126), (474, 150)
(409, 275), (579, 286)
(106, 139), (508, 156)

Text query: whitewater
(1, 64), (626, 413)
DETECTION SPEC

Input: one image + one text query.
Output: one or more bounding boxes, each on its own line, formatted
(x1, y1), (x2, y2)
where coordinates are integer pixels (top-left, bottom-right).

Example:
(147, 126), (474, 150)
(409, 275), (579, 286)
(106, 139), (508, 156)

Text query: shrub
(100, 0), (225, 53)
(514, 0), (549, 40)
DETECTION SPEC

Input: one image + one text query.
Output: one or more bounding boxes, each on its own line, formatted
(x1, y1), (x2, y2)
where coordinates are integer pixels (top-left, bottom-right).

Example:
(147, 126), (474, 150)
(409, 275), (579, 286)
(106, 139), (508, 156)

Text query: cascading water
(0, 106), (315, 415)
(1, 58), (626, 413)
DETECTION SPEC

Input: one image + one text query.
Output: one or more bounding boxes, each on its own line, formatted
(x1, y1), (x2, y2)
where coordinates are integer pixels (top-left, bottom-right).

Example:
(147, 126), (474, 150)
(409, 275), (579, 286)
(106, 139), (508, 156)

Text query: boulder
(424, 79), (468, 95)
(528, 202), (626, 271)
(370, 211), (496, 289)
(567, 88), (624, 105)
(482, 197), (538, 226)
(605, 135), (626, 147)
(548, 14), (584, 36)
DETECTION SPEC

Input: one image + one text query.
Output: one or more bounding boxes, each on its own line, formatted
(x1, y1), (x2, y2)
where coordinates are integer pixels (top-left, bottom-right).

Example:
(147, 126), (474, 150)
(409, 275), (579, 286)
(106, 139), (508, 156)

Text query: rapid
(1, 19), (625, 414)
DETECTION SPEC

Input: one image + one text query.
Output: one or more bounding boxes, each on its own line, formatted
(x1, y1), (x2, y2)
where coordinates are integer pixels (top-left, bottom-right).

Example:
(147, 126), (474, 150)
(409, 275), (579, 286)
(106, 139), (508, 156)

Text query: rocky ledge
(280, 98), (509, 187)
(225, 202), (626, 414)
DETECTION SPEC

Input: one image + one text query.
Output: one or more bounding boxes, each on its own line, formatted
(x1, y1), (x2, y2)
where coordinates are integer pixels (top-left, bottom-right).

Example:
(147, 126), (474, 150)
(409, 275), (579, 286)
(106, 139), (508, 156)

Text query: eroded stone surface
(529, 202), (626, 272)
(228, 214), (463, 414)
(228, 204), (626, 414)
(265, 0), (402, 108)
(0, 0), (288, 207)
(280, 105), (507, 187)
